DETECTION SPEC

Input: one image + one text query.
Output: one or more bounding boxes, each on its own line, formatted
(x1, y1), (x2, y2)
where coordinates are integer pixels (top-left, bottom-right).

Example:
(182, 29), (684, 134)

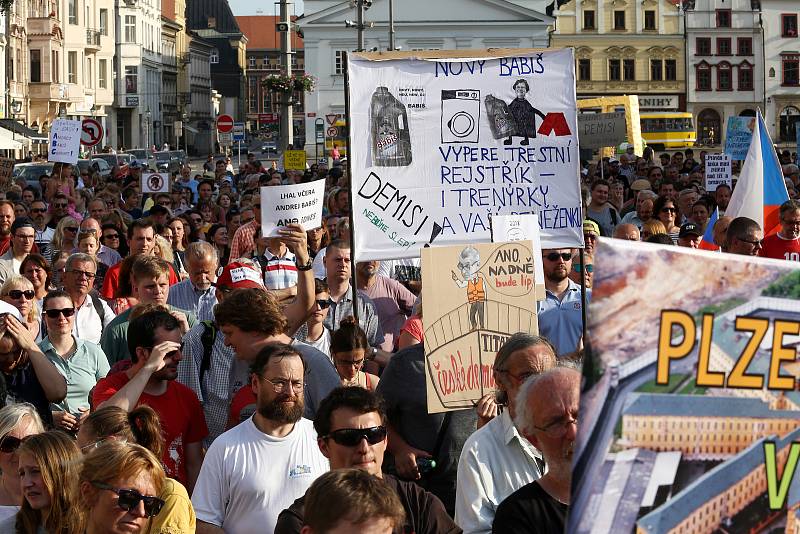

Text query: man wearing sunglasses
(536, 248), (585, 358)
(275, 387), (458, 534)
(29, 200), (54, 262)
(193, 343), (328, 534)
(492, 364), (580, 534)
(0, 218), (36, 286)
(567, 253), (593, 291)
(94, 309), (208, 493)
(726, 216), (764, 257)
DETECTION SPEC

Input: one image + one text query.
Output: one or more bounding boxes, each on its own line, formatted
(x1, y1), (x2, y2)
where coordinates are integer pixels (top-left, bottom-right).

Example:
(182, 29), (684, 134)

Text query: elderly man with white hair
(491, 363), (581, 534)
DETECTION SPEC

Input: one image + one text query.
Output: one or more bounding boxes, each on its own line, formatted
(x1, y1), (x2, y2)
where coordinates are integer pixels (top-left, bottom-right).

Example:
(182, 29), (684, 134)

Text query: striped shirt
(323, 285), (385, 349)
(260, 249), (297, 290)
(167, 279), (218, 322)
(228, 220), (259, 262)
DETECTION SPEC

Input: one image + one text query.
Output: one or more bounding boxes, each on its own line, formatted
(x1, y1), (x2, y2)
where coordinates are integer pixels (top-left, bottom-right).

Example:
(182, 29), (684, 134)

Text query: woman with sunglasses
(101, 223), (126, 257)
(653, 195), (680, 245)
(0, 276), (40, 343)
(77, 405), (195, 534)
(79, 441), (166, 534)
(0, 404), (44, 520)
(49, 216), (79, 260)
(39, 290), (110, 434)
(19, 255), (51, 314)
(0, 430), (83, 533)
(330, 317), (379, 392)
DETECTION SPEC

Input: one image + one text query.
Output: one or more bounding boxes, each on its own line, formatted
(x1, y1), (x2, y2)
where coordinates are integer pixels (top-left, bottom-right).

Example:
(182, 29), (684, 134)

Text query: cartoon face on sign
(148, 174), (164, 192)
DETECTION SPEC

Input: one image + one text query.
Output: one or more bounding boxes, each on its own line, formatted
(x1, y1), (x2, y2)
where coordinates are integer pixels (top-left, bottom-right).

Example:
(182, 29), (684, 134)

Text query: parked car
(125, 149), (157, 171)
(76, 158), (112, 179)
(260, 142), (277, 156)
(12, 162), (53, 191)
(93, 153), (130, 178)
(169, 150), (188, 167)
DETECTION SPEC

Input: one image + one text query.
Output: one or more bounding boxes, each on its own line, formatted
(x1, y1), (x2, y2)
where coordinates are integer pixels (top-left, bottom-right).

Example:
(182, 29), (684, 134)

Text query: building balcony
(86, 29), (101, 51)
(29, 82), (70, 102)
(27, 16), (61, 38)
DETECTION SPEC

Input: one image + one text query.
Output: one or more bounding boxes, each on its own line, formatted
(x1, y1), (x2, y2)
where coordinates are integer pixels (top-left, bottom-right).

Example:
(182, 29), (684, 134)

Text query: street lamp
(145, 107), (151, 149)
(10, 100), (22, 159)
(181, 109), (188, 154)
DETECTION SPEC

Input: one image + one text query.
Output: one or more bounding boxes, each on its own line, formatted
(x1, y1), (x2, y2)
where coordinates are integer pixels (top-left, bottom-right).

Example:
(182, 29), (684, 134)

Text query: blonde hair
(153, 234), (175, 263)
(0, 275), (39, 323)
(51, 216), (79, 255)
(642, 219), (667, 237)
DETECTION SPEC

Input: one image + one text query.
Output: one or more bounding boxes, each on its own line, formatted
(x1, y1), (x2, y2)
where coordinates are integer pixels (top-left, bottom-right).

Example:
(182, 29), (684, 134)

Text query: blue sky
(229, 0), (305, 16)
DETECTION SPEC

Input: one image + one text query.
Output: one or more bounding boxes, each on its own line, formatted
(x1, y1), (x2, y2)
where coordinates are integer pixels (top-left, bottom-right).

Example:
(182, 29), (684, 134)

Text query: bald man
(612, 223), (640, 241)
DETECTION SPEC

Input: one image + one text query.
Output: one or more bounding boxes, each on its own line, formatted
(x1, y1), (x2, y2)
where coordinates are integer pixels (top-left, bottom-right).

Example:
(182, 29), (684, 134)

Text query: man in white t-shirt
(192, 343), (330, 534)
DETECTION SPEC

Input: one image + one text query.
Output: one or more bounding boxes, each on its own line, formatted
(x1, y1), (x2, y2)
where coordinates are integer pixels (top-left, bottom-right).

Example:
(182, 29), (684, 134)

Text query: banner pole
(579, 247), (588, 353)
(343, 52), (360, 327)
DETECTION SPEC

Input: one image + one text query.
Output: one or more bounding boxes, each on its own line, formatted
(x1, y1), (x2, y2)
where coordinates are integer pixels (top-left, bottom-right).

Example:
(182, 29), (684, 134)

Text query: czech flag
(698, 207), (720, 251)
(725, 109), (789, 236)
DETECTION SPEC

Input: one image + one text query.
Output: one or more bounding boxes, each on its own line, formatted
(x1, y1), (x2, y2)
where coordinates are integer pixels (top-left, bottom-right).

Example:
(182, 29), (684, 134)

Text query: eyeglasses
(533, 416), (578, 438)
(14, 234), (34, 241)
(737, 236), (763, 247)
(67, 269), (96, 279)
(65, 227), (79, 233)
(91, 482), (165, 518)
(573, 264), (594, 273)
(0, 435), (27, 454)
(498, 369), (535, 384)
(323, 426), (387, 447)
(660, 207), (677, 213)
(316, 299), (331, 309)
(53, 204), (68, 209)
(335, 357), (364, 368)
(44, 307), (75, 318)
(7, 290), (34, 300)
(103, 233), (120, 240)
(545, 252), (572, 262)
(261, 377), (304, 393)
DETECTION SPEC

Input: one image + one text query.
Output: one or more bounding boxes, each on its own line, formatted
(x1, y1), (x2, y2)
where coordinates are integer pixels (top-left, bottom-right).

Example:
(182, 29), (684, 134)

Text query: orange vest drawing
(467, 277), (486, 303)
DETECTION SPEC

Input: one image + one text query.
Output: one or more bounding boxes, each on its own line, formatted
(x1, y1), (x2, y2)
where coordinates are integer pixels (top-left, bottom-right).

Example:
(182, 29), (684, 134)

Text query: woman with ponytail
(77, 405), (195, 534)
(330, 317), (380, 392)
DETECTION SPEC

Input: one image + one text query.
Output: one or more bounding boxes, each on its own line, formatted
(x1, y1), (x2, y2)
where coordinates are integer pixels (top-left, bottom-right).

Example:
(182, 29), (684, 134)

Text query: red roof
(235, 15), (303, 50)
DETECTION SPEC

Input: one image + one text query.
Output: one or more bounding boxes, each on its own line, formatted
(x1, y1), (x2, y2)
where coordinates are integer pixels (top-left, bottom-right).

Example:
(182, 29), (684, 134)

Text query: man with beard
(29, 199), (53, 261)
(355, 260), (415, 352)
(167, 241), (219, 322)
(491, 365), (580, 534)
(456, 334), (556, 534)
(0, 201), (14, 254)
(193, 343), (329, 534)
(536, 249), (585, 358)
(760, 200), (800, 260)
(94, 309), (208, 492)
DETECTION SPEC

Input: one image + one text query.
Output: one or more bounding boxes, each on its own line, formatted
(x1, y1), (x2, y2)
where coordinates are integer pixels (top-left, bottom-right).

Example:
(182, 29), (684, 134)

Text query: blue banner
(724, 116), (755, 160)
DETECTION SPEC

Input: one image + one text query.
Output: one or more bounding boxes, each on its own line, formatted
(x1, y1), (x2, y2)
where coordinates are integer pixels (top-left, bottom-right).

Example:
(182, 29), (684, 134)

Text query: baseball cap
(679, 222), (701, 238)
(10, 217), (34, 234)
(216, 261), (264, 290)
(583, 220), (600, 236)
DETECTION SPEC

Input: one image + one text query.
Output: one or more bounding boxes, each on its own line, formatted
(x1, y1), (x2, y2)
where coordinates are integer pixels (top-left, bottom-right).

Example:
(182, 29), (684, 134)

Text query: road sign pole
(238, 140), (241, 169)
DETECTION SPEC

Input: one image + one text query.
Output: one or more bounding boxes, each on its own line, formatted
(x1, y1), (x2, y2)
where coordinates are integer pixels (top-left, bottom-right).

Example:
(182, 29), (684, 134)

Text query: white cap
(0, 301), (23, 322)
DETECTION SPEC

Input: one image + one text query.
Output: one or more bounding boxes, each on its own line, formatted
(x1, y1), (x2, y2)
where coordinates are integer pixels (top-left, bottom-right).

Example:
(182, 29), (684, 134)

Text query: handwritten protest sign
(421, 241), (538, 413)
(704, 153), (732, 191)
(724, 116), (755, 160)
(141, 173), (169, 194)
(490, 214), (545, 300)
(0, 158), (13, 185)
(284, 150), (307, 171)
(348, 48), (583, 262)
(260, 180), (326, 237)
(48, 119), (82, 165)
(577, 111), (627, 150)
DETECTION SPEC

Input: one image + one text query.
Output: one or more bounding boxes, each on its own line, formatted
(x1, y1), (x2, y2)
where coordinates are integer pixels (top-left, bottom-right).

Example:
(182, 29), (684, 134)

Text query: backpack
(199, 320), (216, 383)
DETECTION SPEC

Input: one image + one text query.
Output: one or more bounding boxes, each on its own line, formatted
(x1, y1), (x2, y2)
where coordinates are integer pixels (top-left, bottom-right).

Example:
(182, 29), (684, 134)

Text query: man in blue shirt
(536, 249), (587, 358)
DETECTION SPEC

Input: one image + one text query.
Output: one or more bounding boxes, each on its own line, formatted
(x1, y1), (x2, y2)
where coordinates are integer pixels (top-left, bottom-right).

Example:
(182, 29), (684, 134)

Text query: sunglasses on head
(44, 307), (75, 318)
(91, 482), (165, 517)
(324, 426), (387, 447)
(7, 290), (34, 300)
(545, 252), (572, 262)
(0, 435), (26, 454)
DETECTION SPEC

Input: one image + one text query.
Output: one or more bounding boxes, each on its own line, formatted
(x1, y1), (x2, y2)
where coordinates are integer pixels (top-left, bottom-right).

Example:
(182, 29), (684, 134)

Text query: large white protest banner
(347, 49), (583, 261)
(48, 119), (82, 165)
(260, 180), (326, 237)
(704, 153), (732, 192)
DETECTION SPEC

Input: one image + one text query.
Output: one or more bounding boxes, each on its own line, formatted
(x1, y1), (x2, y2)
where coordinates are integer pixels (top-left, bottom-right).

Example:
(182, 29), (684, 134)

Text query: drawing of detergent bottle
(370, 86), (412, 167)
(484, 94), (516, 139)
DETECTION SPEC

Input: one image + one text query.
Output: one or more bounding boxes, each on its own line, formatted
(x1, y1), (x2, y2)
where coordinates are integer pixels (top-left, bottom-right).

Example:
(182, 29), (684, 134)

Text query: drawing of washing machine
(441, 89), (481, 144)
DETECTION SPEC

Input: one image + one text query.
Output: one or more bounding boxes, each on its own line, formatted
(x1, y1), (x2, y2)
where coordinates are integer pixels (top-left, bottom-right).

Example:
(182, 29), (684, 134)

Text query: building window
(86, 58), (92, 88)
(334, 50), (345, 75)
(716, 9), (731, 28)
(30, 50), (41, 83)
(623, 59), (635, 81)
(614, 10), (626, 30)
(651, 59), (663, 81)
(249, 57), (256, 68)
(609, 59), (621, 80)
(717, 38), (731, 56)
(696, 38), (711, 56)
(248, 77), (257, 112)
(782, 54), (800, 86)
(99, 9), (108, 35)
(737, 37), (752, 56)
(51, 51), (59, 83)
(99, 58), (107, 88)
(68, 0), (77, 24)
(124, 15), (136, 43)
(578, 59), (591, 80)
(718, 62), (732, 90)
(68, 51), (77, 83)
(210, 49), (219, 64)
(783, 14), (798, 37)
(697, 63), (711, 90)
(583, 10), (595, 30)
(738, 63), (753, 90)
(644, 10), (656, 30)
(125, 65), (138, 93)
(665, 59), (677, 80)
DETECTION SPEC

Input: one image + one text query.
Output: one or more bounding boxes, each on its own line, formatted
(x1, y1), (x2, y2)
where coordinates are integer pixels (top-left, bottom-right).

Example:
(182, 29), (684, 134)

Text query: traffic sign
(216, 114), (234, 133)
(218, 132), (233, 146)
(233, 122), (246, 141)
(326, 114), (338, 126)
(327, 127), (339, 137)
(80, 118), (103, 147)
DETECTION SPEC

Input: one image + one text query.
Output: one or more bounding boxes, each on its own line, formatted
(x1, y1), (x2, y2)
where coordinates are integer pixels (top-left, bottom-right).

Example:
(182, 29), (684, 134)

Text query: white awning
(0, 127), (25, 150)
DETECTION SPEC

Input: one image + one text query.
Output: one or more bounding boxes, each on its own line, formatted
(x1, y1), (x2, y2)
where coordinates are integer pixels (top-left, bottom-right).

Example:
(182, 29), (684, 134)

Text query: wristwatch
(295, 257), (313, 271)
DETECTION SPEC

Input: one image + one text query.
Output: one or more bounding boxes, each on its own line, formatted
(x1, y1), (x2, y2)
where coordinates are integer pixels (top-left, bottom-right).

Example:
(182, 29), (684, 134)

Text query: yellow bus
(639, 112), (696, 151)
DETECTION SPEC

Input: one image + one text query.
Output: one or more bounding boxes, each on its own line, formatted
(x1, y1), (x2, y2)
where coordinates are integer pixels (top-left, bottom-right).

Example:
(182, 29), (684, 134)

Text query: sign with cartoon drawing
(421, 241), (539, 413)
(348, 48), (583, 262)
